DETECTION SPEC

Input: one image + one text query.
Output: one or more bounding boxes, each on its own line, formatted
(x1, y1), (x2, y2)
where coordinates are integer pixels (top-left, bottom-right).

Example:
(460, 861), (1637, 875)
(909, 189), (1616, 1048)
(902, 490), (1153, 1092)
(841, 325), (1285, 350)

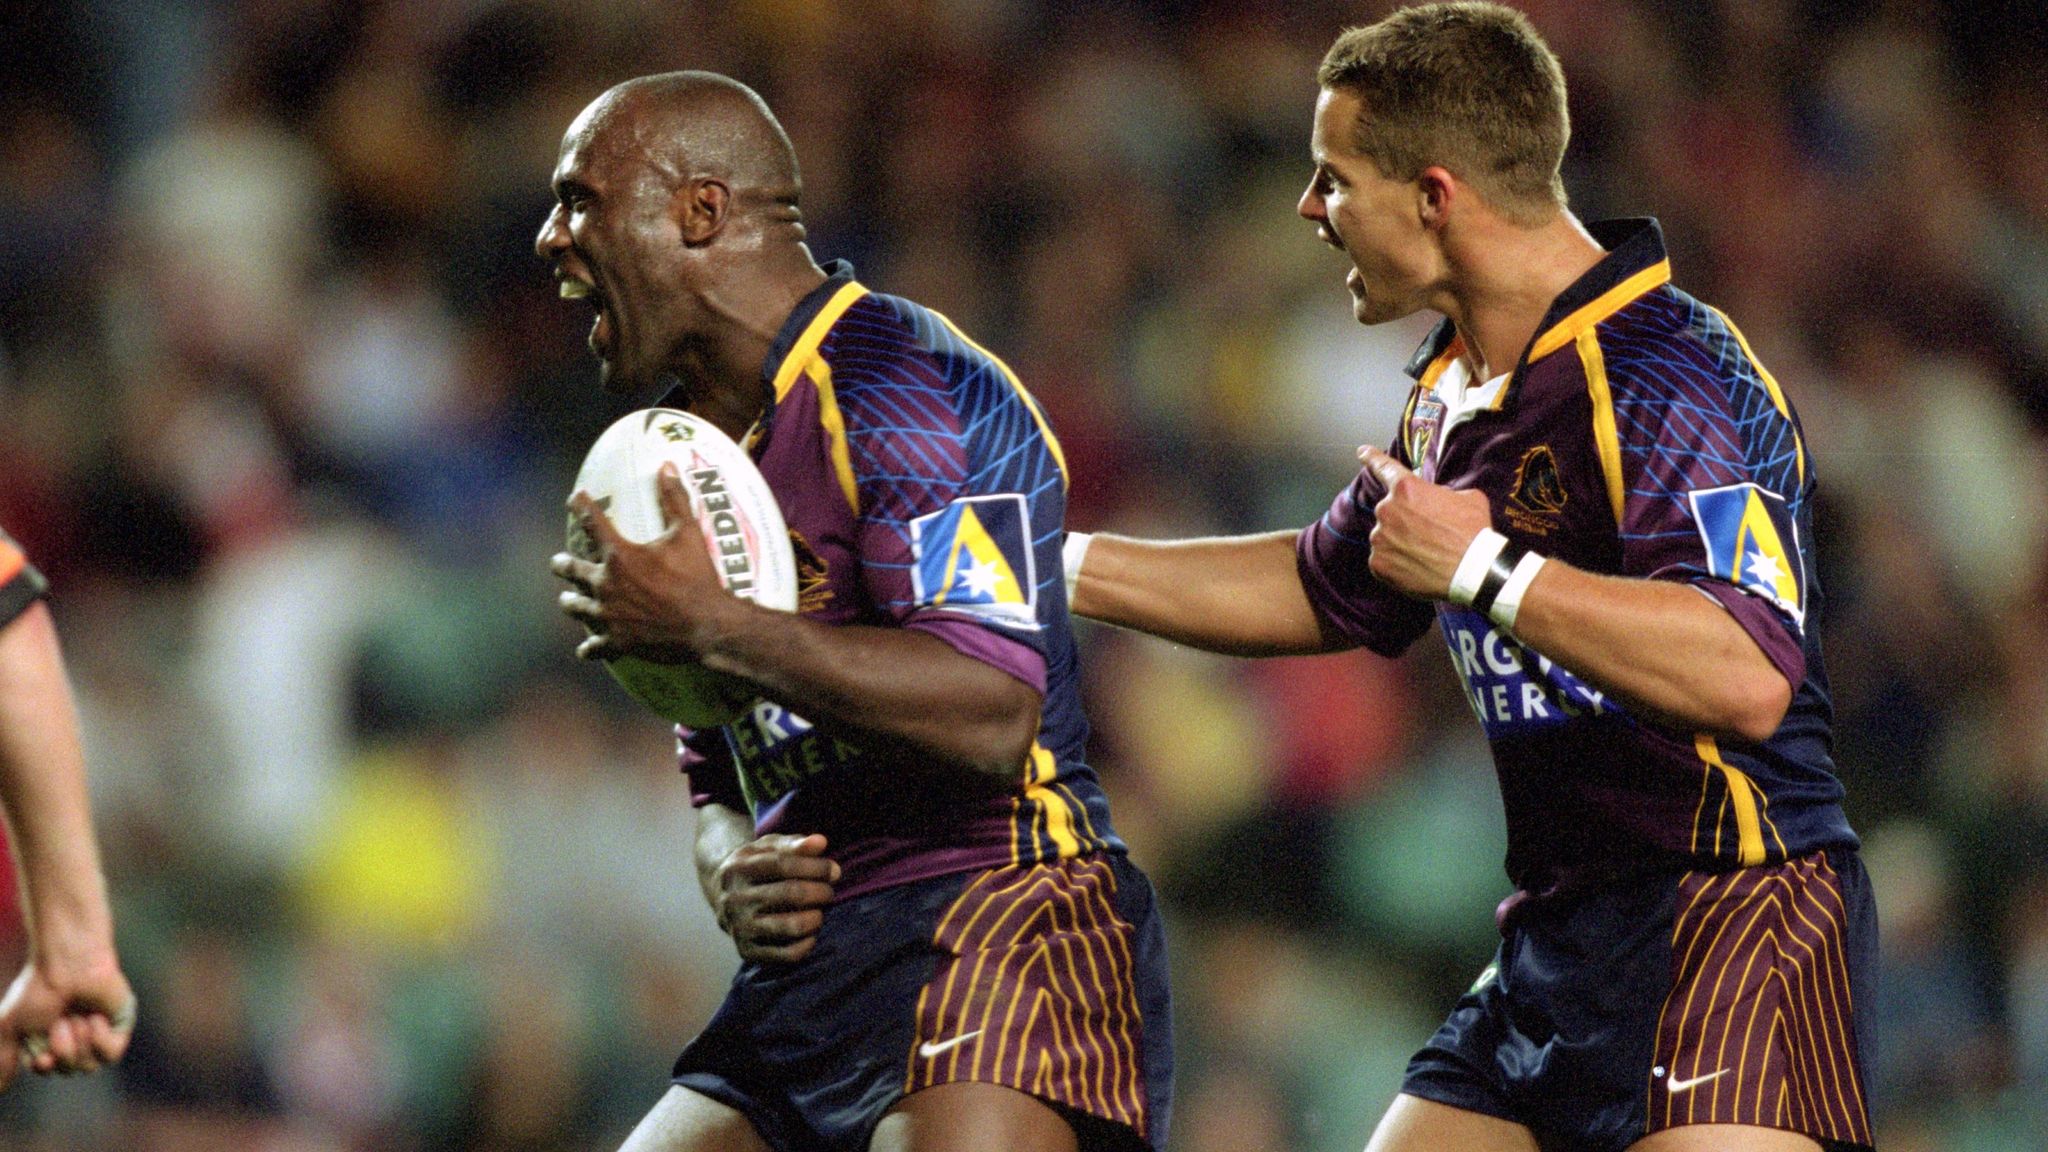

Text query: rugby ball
(568, 408), (797, 726)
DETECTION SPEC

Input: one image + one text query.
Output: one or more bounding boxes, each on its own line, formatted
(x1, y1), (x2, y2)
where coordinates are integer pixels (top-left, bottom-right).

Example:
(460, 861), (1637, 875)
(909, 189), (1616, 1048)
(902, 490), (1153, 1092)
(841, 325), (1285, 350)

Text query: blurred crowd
(0, 0), (2043, 1149)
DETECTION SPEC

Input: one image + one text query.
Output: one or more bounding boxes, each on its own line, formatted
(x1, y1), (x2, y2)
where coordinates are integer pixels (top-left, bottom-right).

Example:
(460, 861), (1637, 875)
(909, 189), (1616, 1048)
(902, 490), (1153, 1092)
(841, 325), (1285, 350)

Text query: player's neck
(676, 259), (831, 438)
(1443, 211), (1604, 381)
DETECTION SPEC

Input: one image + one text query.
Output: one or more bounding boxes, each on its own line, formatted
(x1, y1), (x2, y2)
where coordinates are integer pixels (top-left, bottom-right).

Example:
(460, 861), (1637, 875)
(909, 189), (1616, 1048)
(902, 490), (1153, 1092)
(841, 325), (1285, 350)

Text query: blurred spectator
(1863, 820), (2002, 1117)
(296, 735), (492, 958)
(272, 937), (405, 1147)
(116, 927), (285, 1146)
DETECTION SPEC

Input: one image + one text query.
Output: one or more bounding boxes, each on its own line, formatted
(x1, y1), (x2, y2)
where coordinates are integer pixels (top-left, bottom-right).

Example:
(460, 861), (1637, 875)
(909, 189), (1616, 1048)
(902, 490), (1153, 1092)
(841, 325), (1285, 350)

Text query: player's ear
(1416, 166), (1455, 230)
(676, 178), (730, 245)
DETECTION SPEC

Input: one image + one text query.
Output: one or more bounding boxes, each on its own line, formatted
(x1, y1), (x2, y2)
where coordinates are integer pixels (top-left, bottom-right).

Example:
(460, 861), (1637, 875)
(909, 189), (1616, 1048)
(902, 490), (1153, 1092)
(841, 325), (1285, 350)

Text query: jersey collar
(762, 259), (865, 402)
(1404, 218), (1672, 402)
(718, 259), (869, 452)
(655, 260), (866, 435)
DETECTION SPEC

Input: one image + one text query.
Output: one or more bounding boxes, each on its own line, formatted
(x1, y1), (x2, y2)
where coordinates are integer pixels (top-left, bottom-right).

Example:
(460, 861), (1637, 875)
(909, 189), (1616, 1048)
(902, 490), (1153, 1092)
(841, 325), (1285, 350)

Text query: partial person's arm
(692, 803), (838, 963)
(1494, 564), (1790, 741)
(0, 602), (135, 1085)
(1066, 531), (1338, 657)
(1358, 446), (1790, 741)
(553, 466), (1040, 784)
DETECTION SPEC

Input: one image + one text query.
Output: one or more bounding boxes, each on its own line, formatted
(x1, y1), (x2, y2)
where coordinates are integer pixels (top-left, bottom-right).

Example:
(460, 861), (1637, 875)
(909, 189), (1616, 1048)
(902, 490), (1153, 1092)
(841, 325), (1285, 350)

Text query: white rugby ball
(568, 408), (797, 727)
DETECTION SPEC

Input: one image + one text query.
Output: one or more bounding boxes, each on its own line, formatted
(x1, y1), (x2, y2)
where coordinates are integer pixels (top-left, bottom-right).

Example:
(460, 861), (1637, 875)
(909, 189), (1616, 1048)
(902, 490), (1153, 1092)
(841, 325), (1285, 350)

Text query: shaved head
(571, 71), (802, 219)
(538, 70), (827, 418)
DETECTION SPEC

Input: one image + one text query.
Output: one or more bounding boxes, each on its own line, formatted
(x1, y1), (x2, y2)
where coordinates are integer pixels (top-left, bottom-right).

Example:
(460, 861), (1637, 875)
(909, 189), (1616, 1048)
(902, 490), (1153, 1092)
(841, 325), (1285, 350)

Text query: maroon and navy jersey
(0, 531), (46, 628)
(1298, 219), (1856, 902)
(685, 264), (1120, 898)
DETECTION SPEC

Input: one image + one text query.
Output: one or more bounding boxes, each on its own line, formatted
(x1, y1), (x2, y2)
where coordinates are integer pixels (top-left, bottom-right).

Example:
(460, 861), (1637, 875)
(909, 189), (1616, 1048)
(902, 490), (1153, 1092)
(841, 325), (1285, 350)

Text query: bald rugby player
(541, 73), (1172, 1152)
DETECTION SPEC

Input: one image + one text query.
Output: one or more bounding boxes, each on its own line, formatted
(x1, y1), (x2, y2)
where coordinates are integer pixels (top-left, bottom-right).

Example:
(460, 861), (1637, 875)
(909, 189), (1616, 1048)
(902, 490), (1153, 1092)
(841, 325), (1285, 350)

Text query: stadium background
(0, 0), (2044, 1148)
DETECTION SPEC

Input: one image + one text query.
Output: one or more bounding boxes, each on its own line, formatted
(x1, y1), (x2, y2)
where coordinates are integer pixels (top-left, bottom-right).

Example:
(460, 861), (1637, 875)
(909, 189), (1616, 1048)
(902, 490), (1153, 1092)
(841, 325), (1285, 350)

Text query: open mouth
(559, 276), (612, 357)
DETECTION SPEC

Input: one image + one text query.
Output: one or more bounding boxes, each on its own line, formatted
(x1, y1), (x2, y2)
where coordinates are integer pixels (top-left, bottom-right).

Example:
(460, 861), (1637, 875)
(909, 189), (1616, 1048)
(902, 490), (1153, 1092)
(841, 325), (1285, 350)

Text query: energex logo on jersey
(1440, 607), (1626, 736)
(728, 700), (863, 812)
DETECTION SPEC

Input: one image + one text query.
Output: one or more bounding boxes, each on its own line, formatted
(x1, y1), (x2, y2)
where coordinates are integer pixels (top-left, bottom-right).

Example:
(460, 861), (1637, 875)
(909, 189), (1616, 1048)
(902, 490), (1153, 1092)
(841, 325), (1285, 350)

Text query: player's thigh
(1364, 1093), (1540, 1152)
(870, 1082), (1078, 1152)
(1627, 1124), (1820, 1152)
(618, 1085), (775, 1152)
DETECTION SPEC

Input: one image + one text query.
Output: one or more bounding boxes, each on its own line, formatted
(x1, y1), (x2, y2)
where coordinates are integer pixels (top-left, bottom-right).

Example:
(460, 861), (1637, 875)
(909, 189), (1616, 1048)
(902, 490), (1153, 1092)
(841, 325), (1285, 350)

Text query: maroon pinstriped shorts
(1403, 849), (1874, 1152)
(904, 858), (1156, 1133)
(1647, 853), (1871, 1144)
(673, 853), (1173, 1152)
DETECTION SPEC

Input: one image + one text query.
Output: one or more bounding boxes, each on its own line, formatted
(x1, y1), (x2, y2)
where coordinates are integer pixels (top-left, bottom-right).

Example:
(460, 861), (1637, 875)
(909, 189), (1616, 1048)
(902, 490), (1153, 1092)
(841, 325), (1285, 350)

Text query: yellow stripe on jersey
(1522, 259), (1673, 372)
(1053, 778), (1105, 848)
(933, 311), (1068, 484)
(804, 358), (860, 514)
(1707, 306), (1805, 487)
(1579, 328), (1627, 524)
(1021, 742), (1082, 858)
(770, 280), (869, 403)
(1696, 735), (1767, 866)
(1418, 336), (1463, 392)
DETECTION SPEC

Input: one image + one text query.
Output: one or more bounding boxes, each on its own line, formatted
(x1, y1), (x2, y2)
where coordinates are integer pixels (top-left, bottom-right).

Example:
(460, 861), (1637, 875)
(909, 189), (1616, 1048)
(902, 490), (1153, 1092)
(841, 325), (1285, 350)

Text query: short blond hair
(1317, 2), (1569, 224)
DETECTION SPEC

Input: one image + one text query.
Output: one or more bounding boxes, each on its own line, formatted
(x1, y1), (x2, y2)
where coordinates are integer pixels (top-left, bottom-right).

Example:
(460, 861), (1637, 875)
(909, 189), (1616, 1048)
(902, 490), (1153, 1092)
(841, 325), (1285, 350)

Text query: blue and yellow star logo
(1687, 482), (1805, 627)
(910, 494), (1038, 627)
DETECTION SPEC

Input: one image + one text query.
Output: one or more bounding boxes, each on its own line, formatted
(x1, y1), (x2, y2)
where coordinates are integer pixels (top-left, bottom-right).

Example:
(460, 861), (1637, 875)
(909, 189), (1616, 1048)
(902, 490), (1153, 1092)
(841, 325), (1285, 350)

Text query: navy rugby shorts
(673, 852), (1173, 1152)
(1403, 849), (1876, 1152)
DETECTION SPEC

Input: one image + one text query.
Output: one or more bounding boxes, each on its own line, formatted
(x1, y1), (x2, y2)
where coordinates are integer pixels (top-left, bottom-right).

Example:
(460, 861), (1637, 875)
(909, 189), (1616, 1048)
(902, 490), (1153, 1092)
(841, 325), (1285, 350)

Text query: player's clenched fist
(1357, 444), (1495, 602)
(710, 833), (841, 963)
(0, 958), (135, 1086)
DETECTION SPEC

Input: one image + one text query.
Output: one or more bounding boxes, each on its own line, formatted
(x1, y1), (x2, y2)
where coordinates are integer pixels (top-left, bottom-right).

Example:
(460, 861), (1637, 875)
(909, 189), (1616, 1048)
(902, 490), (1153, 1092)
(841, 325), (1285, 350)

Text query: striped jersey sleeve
(835, 295), (1064, 687)
(1602, 290), (1812, 682)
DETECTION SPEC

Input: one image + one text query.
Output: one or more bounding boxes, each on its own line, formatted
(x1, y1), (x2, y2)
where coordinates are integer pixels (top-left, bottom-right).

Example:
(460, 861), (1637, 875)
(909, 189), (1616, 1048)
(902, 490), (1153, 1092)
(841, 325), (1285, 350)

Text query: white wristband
(1062, 532), (1094, 602)
(1447, 528), (1509, 607)
(1489, 550), (1547, 630)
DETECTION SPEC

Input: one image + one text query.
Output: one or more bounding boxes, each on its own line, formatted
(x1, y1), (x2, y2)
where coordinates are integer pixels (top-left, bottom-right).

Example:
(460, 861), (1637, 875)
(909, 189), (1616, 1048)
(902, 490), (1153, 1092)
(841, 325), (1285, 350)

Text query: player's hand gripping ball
(567, 409), (797, 725)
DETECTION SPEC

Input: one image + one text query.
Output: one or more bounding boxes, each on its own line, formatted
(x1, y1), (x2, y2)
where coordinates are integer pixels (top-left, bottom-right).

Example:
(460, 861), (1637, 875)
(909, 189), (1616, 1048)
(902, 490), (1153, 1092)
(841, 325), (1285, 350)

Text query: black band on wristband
(1470, 540), (1526, 616)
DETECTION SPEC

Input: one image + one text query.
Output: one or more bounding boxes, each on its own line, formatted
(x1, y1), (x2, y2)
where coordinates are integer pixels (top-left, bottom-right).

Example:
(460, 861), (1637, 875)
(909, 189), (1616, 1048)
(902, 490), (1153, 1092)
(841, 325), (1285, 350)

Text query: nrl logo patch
(1505, 445), (1566, 535)
(1408, 395), (1446, 469)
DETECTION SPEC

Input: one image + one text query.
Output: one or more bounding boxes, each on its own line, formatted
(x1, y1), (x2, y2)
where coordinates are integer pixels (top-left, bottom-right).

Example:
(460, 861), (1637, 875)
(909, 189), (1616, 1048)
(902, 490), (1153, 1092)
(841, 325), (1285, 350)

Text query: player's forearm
(693, 802), (755, 912)
(1071, 531), (1334, 656)
(0, 606), (116, 961)
(693, 607), (1041, 783)
(1508, 562), (1791, 742)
